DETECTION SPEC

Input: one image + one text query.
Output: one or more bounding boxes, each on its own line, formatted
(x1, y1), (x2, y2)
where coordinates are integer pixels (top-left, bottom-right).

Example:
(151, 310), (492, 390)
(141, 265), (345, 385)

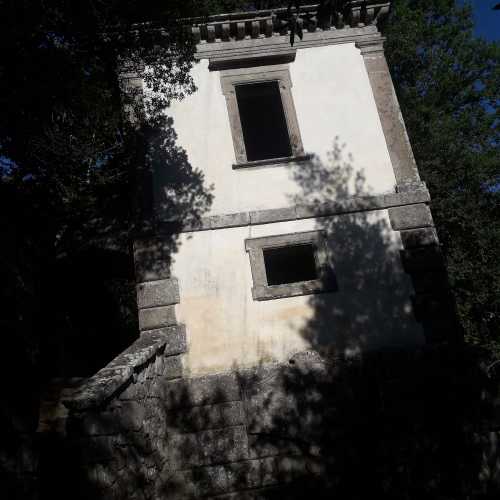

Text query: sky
(461, 0), (500, 40)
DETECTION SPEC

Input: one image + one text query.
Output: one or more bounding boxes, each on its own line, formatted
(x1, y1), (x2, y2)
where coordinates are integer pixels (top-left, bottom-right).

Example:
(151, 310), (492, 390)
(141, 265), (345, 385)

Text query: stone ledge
(63, 326), (187, 411)
(249, 206), (297, 225)
(157, 184), (431, 235)
(232, 154), (311, 170)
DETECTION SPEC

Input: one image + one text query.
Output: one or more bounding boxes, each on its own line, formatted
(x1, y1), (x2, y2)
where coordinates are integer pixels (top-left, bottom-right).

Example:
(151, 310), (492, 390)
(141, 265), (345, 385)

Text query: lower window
(245, 230), (337, 301)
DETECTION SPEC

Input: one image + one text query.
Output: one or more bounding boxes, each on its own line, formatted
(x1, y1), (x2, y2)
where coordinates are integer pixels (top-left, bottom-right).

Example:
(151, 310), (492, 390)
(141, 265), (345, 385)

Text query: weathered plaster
(171, 210), (424, 376)
(155, 42), (397, 217)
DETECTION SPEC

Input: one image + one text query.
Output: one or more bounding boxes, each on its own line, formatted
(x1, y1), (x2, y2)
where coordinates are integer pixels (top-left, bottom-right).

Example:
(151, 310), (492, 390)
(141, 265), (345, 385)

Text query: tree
(381, 0), (500, 356)
(0, 1), (223, 380)
(0, 1), (234, 495)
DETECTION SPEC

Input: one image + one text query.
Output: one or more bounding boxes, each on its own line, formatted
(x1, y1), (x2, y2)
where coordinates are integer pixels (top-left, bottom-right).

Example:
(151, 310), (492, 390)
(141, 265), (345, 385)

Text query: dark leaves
(382, 0), (500, 356)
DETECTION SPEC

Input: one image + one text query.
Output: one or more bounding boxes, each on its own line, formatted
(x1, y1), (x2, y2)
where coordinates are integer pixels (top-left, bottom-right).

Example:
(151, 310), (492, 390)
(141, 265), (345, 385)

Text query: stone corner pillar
(356, 37), (420, 186)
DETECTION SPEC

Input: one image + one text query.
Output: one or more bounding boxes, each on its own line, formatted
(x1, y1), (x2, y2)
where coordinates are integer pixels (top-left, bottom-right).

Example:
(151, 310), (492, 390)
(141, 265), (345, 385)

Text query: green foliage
(0, 1), (215, 379)
(382, 0), (500, 355)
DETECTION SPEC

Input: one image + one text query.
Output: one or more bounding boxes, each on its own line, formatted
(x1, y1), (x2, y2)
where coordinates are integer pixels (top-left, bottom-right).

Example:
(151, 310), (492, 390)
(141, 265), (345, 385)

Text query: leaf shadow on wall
(230, 138), (500, 499)
(286, 138), (422, 355)
(36, 139), (500, 500)
(32, 115), (213, 500)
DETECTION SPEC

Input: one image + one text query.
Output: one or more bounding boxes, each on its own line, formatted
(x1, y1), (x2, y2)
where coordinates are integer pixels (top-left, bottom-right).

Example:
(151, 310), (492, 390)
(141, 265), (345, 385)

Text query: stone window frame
(245, 230), (337, 301)
(220, 64), (307, 169)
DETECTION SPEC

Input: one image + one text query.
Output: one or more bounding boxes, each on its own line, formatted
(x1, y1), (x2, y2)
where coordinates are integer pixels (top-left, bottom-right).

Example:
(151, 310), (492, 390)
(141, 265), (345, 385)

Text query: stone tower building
(132, 1), (450, 376)
(47, 3), (461, 498)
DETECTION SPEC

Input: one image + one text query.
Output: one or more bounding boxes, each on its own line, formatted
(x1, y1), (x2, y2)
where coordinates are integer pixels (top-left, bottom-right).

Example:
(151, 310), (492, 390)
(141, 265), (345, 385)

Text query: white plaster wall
(158, 43), (396, 217)
(172, 210), (424, 376)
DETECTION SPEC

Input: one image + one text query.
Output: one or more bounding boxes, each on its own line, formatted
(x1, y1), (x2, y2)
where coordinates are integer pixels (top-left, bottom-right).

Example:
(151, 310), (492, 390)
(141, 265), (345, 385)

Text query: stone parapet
(62, 326), (187, 411)
(38, 345), (500, 499)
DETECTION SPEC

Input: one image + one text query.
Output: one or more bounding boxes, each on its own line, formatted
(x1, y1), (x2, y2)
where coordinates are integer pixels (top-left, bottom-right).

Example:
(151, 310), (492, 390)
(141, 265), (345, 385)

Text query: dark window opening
(236, 81), (292, 161)
(263, 244), (318, 286)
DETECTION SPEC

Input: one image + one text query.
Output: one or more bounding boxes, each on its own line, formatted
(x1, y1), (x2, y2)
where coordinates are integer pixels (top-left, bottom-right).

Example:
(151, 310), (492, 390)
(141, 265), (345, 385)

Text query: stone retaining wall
(37, 340), (500, 499)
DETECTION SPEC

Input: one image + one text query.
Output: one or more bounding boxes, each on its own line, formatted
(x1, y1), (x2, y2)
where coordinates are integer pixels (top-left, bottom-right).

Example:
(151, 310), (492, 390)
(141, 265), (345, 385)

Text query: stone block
(163, 324), (187, 356)
(347, 194), (386, 212)
(119, 380), (147, 401)
(118, 400), (146, 431)
(163, 355), (183, 380)
(312, 201), (341, 217)
(219, 401), (246, 428)
(154, 355), (165, 377)
(294, 204), (317, 219)
(183, 217), (212, 232)
(248, 434), (301, 459)
(194, 465), (228, 496)
(275, 455), (308, 483)
(198, 426), (249, 465)
(261, 456), (279, 486)
(396, 181), (429, 194)
(155, 470), (197, 499)
(210, 212), (250, 229)
(169, 433), (202, 468)
(138, 305), (176, 331)
(388, 203), (433, 230)
(166, 401), (245, 433)
(225, 459), (262, 491)
(249, 207), (297, 225)
(400, 227), (438, 248)
(158, 372), (241, 409)
(86, 463), (115, 489)
(397, 188), (431, 205)
(136, 278), (180, 309)
(185, 373), (241, 406)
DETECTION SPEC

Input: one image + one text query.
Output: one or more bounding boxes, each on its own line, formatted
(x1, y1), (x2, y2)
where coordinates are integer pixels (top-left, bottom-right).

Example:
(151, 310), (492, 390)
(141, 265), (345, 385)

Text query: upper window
(220, 65), (306, 168)
(245, 231), (337, 301)
(235, 81), (292, 161)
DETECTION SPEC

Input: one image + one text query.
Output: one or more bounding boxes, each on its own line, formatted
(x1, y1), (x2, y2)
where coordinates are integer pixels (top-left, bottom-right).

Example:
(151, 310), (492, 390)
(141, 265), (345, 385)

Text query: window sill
(232, 154), (312, 170)
(252, 278), (337, 301)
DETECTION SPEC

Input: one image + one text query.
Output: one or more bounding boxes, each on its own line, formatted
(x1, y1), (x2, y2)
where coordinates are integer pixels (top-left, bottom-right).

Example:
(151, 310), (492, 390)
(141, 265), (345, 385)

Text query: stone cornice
(196, 26), (384, 65)
(191, 2), (391, 44)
